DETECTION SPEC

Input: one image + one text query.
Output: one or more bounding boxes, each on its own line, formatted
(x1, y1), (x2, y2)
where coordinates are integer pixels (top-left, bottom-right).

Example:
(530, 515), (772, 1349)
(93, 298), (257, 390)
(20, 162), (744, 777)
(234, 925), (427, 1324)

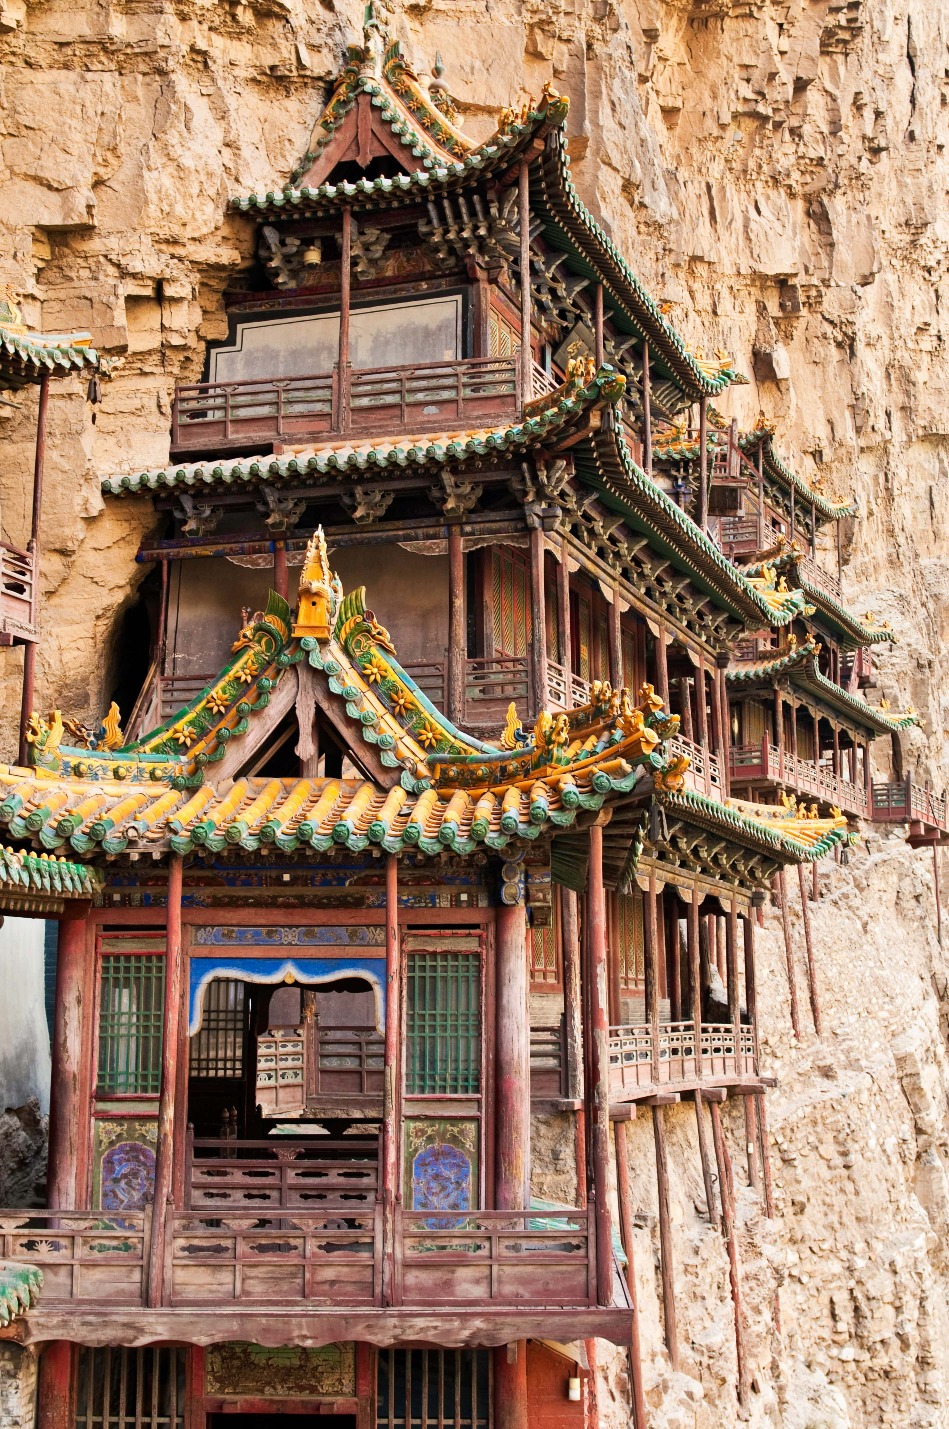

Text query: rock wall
(0, 0), (947, 1424)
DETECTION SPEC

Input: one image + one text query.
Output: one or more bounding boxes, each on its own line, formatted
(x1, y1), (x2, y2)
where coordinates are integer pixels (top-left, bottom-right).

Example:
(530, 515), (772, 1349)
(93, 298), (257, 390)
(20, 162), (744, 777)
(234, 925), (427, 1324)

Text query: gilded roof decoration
(743, 546), (896, 647)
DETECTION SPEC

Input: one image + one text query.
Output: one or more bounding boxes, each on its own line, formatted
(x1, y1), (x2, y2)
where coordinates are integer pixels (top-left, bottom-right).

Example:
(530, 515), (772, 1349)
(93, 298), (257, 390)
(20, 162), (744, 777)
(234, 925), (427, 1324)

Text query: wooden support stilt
(726, 899), (740, 1054)
(756, 1091), (775, 1218)
(777, 868), (801, 1038)
(613, 1121), (648, 1429)
(652, 1103), (680, 1369)
(698, 395), (708, 533)
(743, 1093), (762, 1195)
(694, 1093), (719, 1229)
(934, 844), (942, 943)
(37, 1340), (72, 1429)
(588, 824), (615, 1306)
(709, 1100), (748, 1407)
(382, 852), (401, 1307)
(812, 859), (819, 902)
(46, 907), (87, 1210)
(147, 852), (184, 1308)
(494, 1342), (529, 1429)
(797, 861), (822, 1037)
(447, 522), (465, 726)
(19, 369), (49, 767)
(496, 902), (530, 1210)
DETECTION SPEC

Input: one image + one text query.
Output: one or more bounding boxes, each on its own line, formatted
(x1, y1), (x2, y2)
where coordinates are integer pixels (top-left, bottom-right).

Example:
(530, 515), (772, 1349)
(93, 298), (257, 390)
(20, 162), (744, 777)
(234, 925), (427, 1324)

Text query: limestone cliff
(0, 0), (947, 1424)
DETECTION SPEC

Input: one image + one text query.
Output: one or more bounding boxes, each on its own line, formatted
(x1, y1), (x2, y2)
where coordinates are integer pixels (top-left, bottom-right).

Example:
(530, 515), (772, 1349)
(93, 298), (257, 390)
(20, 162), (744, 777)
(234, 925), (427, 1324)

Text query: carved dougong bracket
(175, 493), (222, 539)
(341, 485), (396, 524)
(429, 468), (482, 517)
(257, 485), (307, 534)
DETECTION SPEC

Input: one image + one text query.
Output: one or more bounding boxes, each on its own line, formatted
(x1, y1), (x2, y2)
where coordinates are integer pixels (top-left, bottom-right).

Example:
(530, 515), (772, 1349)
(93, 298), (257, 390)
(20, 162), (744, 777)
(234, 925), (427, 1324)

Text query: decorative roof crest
(293, 526), (341, 640)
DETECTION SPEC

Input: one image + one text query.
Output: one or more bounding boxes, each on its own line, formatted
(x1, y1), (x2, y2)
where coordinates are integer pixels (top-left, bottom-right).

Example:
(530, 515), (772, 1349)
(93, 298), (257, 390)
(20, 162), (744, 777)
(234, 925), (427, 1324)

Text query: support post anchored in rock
(709, 1098), (748, 1409)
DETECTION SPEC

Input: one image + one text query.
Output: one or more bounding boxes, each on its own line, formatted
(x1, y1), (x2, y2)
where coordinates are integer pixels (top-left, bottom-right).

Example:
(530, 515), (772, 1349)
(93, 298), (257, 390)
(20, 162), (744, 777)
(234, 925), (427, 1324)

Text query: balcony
(667, 733), (724, 800)
(0, 541), (37, 646)
(609, 1019), (756, 1100)
(546, 660), (592, 712)
(170, 357), (554, 458)
(730, 735), (868, 818)
(872, 777), (949, 846)
(719, 516), (842, 601)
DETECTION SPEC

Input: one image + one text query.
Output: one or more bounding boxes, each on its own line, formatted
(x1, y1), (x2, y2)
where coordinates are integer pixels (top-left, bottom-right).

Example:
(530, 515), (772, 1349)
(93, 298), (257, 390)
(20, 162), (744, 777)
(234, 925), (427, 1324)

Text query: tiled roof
(660, 788), (851, 861)
(0, 842), (99, 911)
(742, 549), (896, 648)
(727, 640), (917, 735)
(0, 327), (106, 389)
(100, 365), (624, 498)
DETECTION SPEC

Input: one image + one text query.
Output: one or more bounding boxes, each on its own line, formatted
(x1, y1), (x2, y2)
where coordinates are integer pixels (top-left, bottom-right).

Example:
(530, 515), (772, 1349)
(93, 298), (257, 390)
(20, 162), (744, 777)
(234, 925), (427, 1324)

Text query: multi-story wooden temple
(0, 15), (942, 1428)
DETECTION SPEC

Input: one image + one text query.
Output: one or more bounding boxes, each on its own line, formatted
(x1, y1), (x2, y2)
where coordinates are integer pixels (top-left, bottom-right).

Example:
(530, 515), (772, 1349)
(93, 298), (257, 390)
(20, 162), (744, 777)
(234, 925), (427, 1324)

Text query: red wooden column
(641, 340), (653, 478)
(587, 824), (614, 1305)
(334, 205), (352, 431)
(47, 906), (88, 1210)
(613, 1120), (648, 1429)
(518, 157), (532, 403)
(608, 586), (623, 691)
(557, 536), (572, 680)
(147, 853), (184, 1307)
(529, 525), (548, 715)
(382, 853), (401, 1306)
(494, 897), (531, 1429)
(273, 539), (289, 601)
(797, 861), (822, 1037)
(777, 869), (802, 1038)
(37, 1341), (73, 1429)
(496, 901), (530, 1209)
(654, 629), (670, 708)
(653, 1103), (680, 1369)
(19, 368), (50, 767)
(447, 523), (465, 725)
(697, 394), (708, 534)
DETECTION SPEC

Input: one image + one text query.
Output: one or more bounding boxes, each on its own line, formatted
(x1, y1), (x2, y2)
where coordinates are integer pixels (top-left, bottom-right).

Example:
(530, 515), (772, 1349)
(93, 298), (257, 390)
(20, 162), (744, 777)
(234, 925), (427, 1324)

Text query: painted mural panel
(205, 1342), (356, 1398)
(93, 1119), (158, 1211)
(404, 1118), (479, 1224)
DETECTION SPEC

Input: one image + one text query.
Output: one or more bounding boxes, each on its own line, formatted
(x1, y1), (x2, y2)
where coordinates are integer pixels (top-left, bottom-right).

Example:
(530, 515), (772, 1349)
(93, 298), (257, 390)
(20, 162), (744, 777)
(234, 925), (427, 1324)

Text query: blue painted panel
(189, 956), (386, 1034)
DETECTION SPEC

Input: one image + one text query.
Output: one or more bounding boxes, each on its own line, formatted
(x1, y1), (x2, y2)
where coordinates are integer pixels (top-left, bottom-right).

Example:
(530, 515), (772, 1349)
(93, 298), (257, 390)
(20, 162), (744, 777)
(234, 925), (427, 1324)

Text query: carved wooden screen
(74, 1347), (186, 1429)
(489, 306), (520, 359)
(96, 931), (166, 1095)
(377, 1348), (492, 1429)
(617, 892), (645, 992)
(528, 912), (561, 990)
(491, 546), (530, 658)
(406, 946), (481, 1094)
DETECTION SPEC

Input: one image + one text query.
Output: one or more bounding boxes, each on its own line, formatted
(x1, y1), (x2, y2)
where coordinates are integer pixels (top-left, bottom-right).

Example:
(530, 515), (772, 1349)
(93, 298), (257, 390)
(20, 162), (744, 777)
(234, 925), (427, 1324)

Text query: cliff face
(0, 0), (947, 1424)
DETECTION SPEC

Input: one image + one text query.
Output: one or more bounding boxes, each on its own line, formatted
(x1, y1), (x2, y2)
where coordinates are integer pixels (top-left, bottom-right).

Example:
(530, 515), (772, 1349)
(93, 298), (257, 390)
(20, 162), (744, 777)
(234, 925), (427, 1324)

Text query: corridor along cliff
(0, 15), (942, 1429)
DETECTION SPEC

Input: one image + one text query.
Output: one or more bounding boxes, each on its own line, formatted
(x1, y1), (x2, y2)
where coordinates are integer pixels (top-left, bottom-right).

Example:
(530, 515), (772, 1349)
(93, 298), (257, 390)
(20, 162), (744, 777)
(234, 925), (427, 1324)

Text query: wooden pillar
(273, 539), (289, 601)
(697, 653), (710, 749)
(147, 853), (184, 1308)
(613, 1122), (648, 1429)
(561, 886), (584, 1105)
(655, 629), (669, 707)
(642, 340), (652, 478)
(717, 657), (732, 795)
(726, 898), (740, 1060)
(697, 394), (708, 533)
(743, 1093), (762, 1195)
(688, 896), (702, 1078)
(810, 502), (817, 559)
(557, 536), (572, 674)
(777, 869), (802, 1038)
(678, 677), (694, 741)
(594, 281), (605, 369)
(789, 483), (796, 544)
(447, 523), (465, 725)
(709, 1100), (748, 1406)
(653, 1104), (680, 1369)
(790, 699), (798, 763)
(756, 443), (765, 548)
(46, 906), (87, 1210)
(756, 1091), (775, 1218)
(743, 907), (758, 1063)
(518, 158), (532, 403)
(645, 874), (661, 1085)
(694, 1092), (719, 1230)
(797, 861), (822, 1038)
(529, 525), (548, 715)
(934, 845), (943, 944)
(775, 685), (784, 777)
(336, 205), (352, 432)
(19, 368), (50, 767)
(587, 824), (614, 1305)
(608, 586), (623, 691)
(496, 901), (530, 1210)
(37, 1341), (72, 1429)
(836, 517), (843, 583)
(382, 853), (401, 1306)
(494, 1344), (528, 1429)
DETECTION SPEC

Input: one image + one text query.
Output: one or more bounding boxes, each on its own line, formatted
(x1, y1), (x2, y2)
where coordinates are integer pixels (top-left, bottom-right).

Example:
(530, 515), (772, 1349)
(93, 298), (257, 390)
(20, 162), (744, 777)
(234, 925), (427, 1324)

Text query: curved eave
(737, 434), (856, 528)
(0, 842), (100, 901)
(0, 1262), (42, 1327)
(574, 422), (810, 630)
(728, 652), (917, 737)
(0, 331), (105, 389)
(741, 553), (895, 649)
(658, 787), (851, 862)
(101, 371), (620, 499)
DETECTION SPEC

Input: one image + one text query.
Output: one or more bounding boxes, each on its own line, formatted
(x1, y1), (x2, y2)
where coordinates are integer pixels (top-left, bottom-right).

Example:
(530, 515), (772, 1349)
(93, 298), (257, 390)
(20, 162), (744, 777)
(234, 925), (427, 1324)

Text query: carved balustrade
(0, 540), (37, 645)
(609, 1019), (756, 1097)
(730, 735), (869, 817)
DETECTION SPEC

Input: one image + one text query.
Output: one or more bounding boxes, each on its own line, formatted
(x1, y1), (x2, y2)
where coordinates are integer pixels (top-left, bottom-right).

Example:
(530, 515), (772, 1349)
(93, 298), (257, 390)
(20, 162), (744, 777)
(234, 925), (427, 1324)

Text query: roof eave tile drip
(728, 651), (916, 735)
(578, 424), (808, 629)
(659, 787), (851, 862)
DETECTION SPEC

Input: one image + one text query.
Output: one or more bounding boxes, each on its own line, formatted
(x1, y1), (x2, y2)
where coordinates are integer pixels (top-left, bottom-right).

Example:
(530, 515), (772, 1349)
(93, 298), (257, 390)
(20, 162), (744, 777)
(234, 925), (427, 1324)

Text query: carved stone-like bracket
(256, 485), (307, 533)
(341, 485), (396, 524)
(429, 468), (482, 517)
(175, 493), (223, 539)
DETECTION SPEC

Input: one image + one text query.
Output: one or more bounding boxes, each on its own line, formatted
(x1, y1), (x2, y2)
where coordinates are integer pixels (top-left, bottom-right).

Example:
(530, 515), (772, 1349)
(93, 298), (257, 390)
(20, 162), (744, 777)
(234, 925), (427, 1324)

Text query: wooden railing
(872, 777), (948, 832)
(730, 735), (869, 816)
(609, 1020), (756, 1095)
(167, 1206), (382, 1307)
(171, 357), (531, 453)
(530, 1024), (566, 1098)
(396, 1207), (595, 1308)
(464, 655), (530, 705)
(667, 733), (723, 799)
(0, 541), (37, 644)
(0, 1211), (147, 1304)
(546, 660), (592, 711)
(401, 660), (446, 707)
(186, 1132), (380, 1211)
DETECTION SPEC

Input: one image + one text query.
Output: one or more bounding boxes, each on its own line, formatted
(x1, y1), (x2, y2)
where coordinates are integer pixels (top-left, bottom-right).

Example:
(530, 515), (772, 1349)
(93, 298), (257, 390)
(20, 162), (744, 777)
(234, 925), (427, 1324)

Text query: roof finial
(293, 526), (340, 640)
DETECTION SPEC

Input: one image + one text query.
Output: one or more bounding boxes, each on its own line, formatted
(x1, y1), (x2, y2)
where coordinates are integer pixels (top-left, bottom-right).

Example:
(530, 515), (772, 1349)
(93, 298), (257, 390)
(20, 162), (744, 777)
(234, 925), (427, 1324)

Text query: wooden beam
(382, 853), (401, 1307)
(496, 902), (530, 1210)
(613, 1121), (648, 1429)
(447, 522), (465, 726)
(147, 853), (183, 1308)
(777, 870), (801, 1038)
(46, 906), (87, 1210)
(797, 861), (822, 1037)
(709, 1099), (748, 1407)
(652, 1104), (679, 1369)
(609, 1102), (637, 1121)
(588, 824), (615, 1306)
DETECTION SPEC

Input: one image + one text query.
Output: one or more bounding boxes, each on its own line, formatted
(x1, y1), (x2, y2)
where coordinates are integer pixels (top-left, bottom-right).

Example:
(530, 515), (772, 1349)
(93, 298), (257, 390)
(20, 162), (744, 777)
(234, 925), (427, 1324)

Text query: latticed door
(617, 892), (645, 993)
(96, 931), (166, 1095)
(491, 546), (530, 658)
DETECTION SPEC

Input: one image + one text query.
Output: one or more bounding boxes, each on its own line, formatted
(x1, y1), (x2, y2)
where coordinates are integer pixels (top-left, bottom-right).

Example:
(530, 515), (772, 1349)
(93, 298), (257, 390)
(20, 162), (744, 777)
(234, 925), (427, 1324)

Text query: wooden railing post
(147, 853), (184, 1308)
(382, 853), (401, 1306)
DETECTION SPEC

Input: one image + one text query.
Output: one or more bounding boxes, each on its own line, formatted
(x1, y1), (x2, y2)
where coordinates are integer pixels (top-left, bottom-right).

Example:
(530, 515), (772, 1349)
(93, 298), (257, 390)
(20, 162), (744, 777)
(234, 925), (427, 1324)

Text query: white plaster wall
(0, 916), (51, 1113)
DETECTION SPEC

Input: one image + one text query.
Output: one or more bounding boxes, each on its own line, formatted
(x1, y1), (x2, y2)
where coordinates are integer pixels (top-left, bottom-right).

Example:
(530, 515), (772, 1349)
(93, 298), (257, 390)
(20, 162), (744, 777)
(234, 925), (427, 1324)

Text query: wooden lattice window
(189, 978), (245, 1078)
(491, 546), (530, 658)
(75, 1347), (186, 1428)
(617, 892), (645, 991)
(622, 625), (638, 691)
(529, 917), (561, 990)
(377, 1348), (492, 1429)
(96, 932), (165, 1095)
(489, 307), (520, 359)
(406, 944), (481, 1095)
